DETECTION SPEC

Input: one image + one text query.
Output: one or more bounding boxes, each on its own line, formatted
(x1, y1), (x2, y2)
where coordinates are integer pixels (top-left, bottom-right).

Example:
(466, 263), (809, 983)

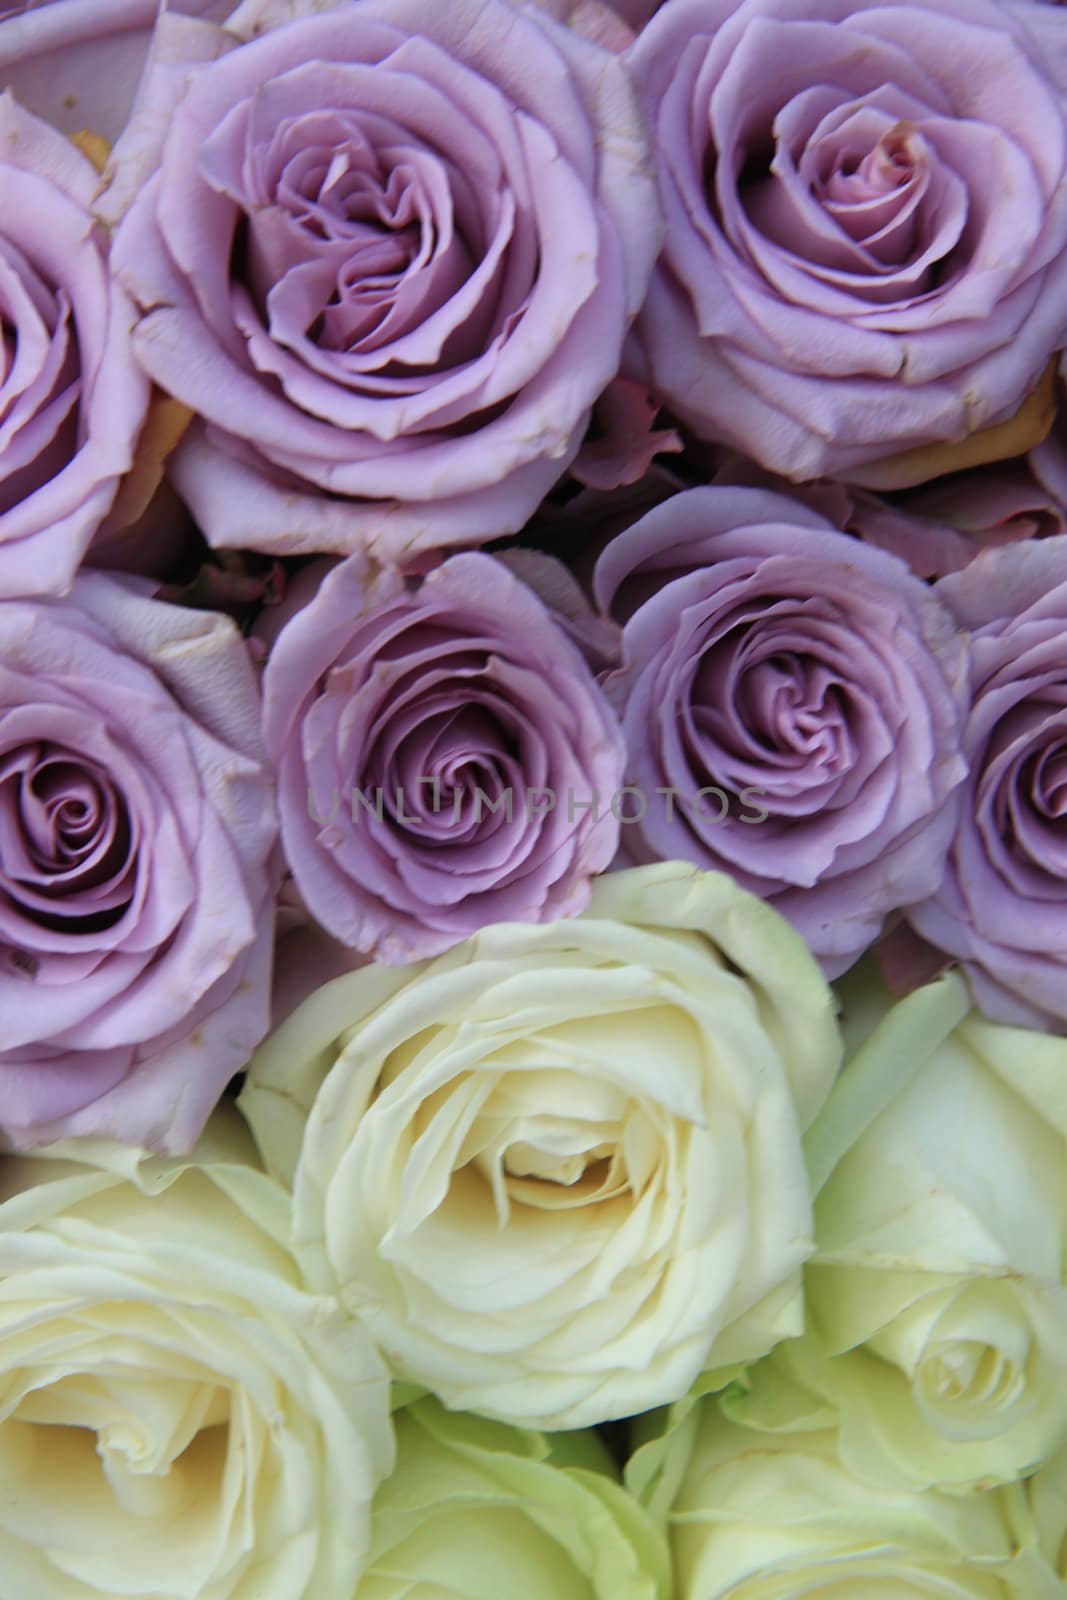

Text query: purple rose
(0, 93), (147, 598)
(909, 538), (1067, 1029)
(1029, 360), (1067, 509)
(629, 0), (1067, 482)
(262, 551), (624, 962)
(713, 447), (1067, 577)
(0, 0), (233, 144)
(848, 463), (1067, 578)
(0, 574), (277, 1151)
(111, 0), (659, 563)
(595, 485), (969, 973)
(570, 376), (683, 491)
(905, 465), (1067, 545)
(532, 0), (637, 50)
(605, 0), (665, 27)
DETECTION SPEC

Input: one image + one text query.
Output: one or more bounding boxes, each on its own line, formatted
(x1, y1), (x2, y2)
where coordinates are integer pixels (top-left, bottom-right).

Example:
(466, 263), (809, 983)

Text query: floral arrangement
(3, 0), (1067, 1595)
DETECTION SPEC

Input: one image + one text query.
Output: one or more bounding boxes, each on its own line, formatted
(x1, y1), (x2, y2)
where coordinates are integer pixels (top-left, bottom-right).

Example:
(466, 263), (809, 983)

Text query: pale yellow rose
(240, 863), (841, 1429)
(799, 964), (1067, 1491)
(1026, 1443), (1067, 1583)
(357, 1397), (669, 1600)
(665, 1366), (1065, 1600)
(0, 1106), (393, 1600)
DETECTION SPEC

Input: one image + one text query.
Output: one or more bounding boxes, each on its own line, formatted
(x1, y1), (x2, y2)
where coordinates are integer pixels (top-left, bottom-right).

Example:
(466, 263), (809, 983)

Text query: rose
(358, 1398), (668, 1600)
(494, 546), (623, 672)
(0, 92), (147, 598)
(711, 449), (1064, 579)
(522, 464), (684, 605)
(1029, 361), (1067, 511)
(1027, 1446), (1067, 1588)
(610, 0), (664, 25)
(0, 0), (234, 144)
(0, 1106), (394, 1600)
(908, 537), (1067, 1027)
(594, 484), (969, 975)
(532, 0), (638, 51)
(628, 0), (1067, 484)
(239, 862), (841, 1430)
(110, 0), (659, 563)
(0, 571), (277, 1152)
(793, 963), (1067, 1491)
(654, 1360), (1064, 1600)
(705, 447), (1067, 579)
(263, 550), (625, 963)
(899, 466), (1067, 550)
(847, 464), (1067, 579)
(570, 376), (683, 492)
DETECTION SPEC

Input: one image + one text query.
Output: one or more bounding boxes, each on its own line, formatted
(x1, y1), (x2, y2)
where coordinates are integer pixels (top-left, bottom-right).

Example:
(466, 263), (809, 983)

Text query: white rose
(359, 1398), (669, 1600)
(1027, 1443), (1067, 1584)
(800, 964), (1067, 1491)
(662, 1361), (1065, 1600)
(240, 863), (841, 1430)
(0, 1106), (393, 1599)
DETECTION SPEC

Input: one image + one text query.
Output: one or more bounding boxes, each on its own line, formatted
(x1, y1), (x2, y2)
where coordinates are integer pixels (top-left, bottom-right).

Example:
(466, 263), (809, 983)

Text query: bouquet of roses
(4, 0), (1067, 1595)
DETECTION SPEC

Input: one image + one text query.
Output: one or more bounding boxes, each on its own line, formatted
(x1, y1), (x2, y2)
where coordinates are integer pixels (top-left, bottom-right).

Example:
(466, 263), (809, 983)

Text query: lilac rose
(570, 376), (683, 491)
(0, 0), (234, 144)
(1029, 361), (1067, 510)
(262, 551), (624, 962)
(110, 0), (659, 563)
(612, 0), (664, 23)
(595, 484), (969, 973)
(0, 92), (147, 598)
(713, 448), (1067, 578)
(629, 0), (1067, 483)
(0, 573), (277, 1151)
(848, 462), (1067, 578)
(595, 0), (665, 29)
(909, 538), (1067, 1029)
(533, 0), (637, 50)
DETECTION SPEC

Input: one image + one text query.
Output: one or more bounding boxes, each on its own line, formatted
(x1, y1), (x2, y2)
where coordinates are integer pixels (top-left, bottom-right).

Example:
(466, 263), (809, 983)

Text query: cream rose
(659, 1361), (1064, 1600)
(358, 1398), (668, 1600)
(239, 862), (842, 1430)
(0, 1106), (394, 1600)
(799, 964), (1067, 1491)
(1027, 1444), (1067, 1586)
